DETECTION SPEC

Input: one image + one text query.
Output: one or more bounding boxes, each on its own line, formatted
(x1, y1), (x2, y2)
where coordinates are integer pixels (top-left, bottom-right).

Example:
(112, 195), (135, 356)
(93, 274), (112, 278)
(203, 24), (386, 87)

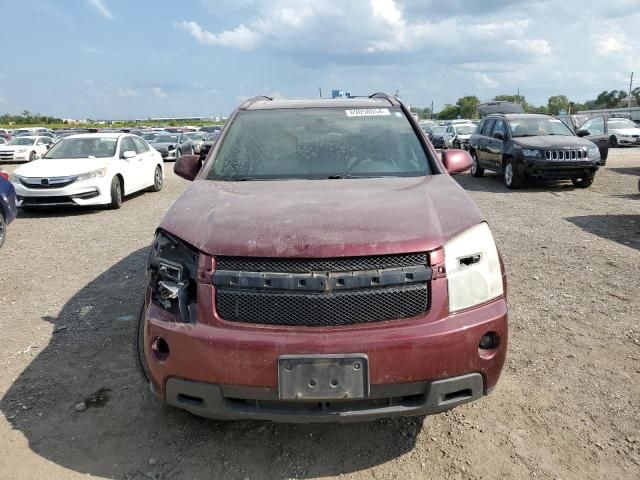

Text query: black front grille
(20, 178), (75, 189)
(216, 253), (428, 274)
(216, 284), (429, 327)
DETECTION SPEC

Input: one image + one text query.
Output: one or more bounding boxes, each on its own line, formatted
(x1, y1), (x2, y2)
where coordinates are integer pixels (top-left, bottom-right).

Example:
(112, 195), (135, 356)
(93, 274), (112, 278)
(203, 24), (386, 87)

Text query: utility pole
(517, 88), (520, 104)
(431, 100), (434, 119)
(628, 72), (633, 108)
(319, 87), (322, 98)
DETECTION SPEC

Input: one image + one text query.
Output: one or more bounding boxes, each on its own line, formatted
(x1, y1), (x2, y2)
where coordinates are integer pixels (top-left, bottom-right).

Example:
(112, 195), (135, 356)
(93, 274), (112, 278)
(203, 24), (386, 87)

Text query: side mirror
(122, 150), (136, 159)
(174, 155), (202, 181)
(441, 149), (473, 175)
(493, 131), (504, 140)
(576, 129), (590, 137)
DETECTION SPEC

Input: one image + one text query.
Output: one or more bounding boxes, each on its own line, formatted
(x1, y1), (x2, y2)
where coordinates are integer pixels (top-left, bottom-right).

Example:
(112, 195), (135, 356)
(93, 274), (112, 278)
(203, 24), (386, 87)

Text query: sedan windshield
(185, 133), (206, 141)
(430, 127), (446, 134)
(455, 125), (477, 134)
(154, 135), (179, 143)
(43, 137), (117, 159)
(608, 119), (636, 129)
(7, 137), (36, 146)
(207, 107), (431, 180)
(510, 118), (574, 137)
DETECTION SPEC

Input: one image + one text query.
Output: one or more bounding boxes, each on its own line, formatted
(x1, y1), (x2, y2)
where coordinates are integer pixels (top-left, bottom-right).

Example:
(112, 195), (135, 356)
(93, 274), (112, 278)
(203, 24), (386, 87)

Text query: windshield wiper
(327, 174), (380, 179)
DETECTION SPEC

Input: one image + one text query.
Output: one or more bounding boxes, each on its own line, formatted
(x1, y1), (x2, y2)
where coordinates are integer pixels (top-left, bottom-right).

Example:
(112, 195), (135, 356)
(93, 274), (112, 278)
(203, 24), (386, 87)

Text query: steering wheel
(346, 153), (400, 175)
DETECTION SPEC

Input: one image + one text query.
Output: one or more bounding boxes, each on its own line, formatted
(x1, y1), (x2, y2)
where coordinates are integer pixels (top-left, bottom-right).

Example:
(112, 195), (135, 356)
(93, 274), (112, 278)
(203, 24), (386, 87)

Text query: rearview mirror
(174, 155), (202, 181)
(493, 131), (504, 140)
(576, 129), (590, 137)
(122, 150), (136, 159)
(441, 149), (473, 175)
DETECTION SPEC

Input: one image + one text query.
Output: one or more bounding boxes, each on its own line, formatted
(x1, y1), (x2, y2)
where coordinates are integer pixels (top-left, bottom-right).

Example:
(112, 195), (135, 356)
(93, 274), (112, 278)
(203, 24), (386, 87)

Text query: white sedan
(0, 136), (53, 162)
(10, 133), (164, 209)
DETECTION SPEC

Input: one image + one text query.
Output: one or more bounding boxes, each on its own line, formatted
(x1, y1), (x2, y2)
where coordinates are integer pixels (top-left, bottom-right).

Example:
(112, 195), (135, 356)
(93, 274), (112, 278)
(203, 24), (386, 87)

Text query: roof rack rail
(239, 95), (273, 110)
(368, 92), (401, 106)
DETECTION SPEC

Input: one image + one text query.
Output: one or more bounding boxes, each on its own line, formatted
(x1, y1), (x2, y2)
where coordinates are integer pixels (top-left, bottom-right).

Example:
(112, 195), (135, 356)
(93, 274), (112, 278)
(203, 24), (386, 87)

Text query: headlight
(522, 149), (542, 158)
(16, 149), (27, 153)
(444, 223), (504, 313)
(9, 173), (21, 182)
(76, 168), (107, 181)
(148, 230), (199, 323)
(587, 146), (600, 159)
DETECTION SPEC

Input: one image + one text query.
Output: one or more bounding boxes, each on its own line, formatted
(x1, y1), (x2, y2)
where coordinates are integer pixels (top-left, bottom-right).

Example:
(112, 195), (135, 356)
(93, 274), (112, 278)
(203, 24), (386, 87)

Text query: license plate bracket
(278, 354), (369, 401)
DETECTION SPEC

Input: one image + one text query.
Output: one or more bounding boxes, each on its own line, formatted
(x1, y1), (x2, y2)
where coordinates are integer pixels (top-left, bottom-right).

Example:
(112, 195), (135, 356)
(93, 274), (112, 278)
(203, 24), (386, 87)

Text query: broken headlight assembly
(148, 229), (199, 323)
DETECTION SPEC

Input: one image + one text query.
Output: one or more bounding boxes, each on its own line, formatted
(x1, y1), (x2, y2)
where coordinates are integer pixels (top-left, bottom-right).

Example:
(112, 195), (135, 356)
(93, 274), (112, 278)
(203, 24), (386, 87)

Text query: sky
(0, 0), (638, 119)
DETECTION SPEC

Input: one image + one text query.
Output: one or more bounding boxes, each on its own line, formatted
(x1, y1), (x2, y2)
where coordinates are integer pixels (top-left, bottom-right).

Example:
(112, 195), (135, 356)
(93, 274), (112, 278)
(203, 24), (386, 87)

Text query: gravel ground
(0, 149), (638, 480)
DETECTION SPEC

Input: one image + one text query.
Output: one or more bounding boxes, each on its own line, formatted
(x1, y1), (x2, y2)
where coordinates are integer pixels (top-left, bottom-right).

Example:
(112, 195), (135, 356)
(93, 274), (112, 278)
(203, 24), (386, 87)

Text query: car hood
(160, 175), (484, 258)
(611, 127), (640, 135)
(512, 135), (594, 148)
(152, 143), (176, 149)
(14, 158), (111, 177)
(0, 145), (33, 151)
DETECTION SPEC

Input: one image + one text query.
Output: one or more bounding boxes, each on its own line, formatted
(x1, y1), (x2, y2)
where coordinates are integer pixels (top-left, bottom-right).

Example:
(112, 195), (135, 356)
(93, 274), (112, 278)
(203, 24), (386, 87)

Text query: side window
(481, 119), (495, 136)
(586, 117), (604, 135)
(36, 138), (47, 145)
(119, 137), (137, 157)
(492, 119), (508, 138)
(131, 136), (149, 154)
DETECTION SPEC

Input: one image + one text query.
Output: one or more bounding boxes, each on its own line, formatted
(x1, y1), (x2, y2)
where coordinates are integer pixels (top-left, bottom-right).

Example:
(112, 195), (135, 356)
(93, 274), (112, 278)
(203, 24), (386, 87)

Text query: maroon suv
(135, 93), (508, 422)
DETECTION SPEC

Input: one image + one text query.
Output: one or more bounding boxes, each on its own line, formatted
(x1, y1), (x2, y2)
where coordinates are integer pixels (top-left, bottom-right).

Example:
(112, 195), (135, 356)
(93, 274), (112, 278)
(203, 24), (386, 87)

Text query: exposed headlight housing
(522, 149), (542, 158)
(147, 230), (199, 323)
(16, 148), (27, 153)
(76, 168), (107, 181)
(444, 223), (504, 313)
(8, 173), (21, 182)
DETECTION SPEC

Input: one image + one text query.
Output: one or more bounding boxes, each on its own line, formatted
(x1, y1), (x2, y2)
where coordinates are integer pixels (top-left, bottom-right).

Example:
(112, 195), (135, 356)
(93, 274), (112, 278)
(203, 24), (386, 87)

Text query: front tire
(29, 151), (35, 162)
(453, 141), (461, 149)
(503, 158), (524, 189)
(0, 212), (6, 249)
(109, 176), (123, 209)
(610, 136), (618, 148)
(133, 302), (150, 382)
(470, 151), (484, 177)
(572, 173), (595, 188)
(150, 165), (163, 192)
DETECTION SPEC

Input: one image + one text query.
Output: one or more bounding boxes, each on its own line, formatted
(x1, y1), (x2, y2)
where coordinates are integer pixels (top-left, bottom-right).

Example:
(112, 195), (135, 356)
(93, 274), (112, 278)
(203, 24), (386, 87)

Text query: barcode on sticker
(345, 108), (391, 117)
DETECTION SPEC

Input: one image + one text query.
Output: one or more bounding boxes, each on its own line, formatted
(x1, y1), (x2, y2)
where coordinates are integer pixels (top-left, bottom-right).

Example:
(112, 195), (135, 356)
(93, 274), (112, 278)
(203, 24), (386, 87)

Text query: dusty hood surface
(513, 136), (595, 149)
(160, 175), (484, 258)
(14, 158), (110, 177)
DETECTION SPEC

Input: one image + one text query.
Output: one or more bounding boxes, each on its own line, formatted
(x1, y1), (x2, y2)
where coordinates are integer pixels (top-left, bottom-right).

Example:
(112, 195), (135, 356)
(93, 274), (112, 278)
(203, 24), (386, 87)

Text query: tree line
(412, 88), (640, 120)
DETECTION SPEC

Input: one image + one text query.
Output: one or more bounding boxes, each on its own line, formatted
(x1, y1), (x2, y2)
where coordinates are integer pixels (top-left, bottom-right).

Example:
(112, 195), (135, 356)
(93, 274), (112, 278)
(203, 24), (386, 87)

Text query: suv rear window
(206, 107), (431, 180)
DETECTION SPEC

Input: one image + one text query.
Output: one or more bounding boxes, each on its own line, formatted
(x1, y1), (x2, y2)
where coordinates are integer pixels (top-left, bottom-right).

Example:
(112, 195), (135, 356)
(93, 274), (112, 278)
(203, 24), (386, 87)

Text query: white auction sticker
(345, 108), (391, 117)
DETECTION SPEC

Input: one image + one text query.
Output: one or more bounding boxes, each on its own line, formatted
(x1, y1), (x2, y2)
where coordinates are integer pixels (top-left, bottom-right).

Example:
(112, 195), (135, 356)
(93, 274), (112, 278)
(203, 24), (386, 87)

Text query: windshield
(154, 135), (179, 143)
(510, 117), (574, 137)
(455, 125), (476, 134)
(207, 107), (431, 180)
(609, 119), (636, 129)
(7, 137), (35, 146)
(430, 127), (446, 134)
(43, 137), (117, 159)
(141, 133), (157, 140)
(185, 133), (206, 141)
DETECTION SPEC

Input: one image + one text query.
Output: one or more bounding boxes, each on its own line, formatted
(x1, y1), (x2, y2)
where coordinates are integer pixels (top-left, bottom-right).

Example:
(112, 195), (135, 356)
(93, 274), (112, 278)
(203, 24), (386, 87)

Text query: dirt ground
(0, 149), (638, 480)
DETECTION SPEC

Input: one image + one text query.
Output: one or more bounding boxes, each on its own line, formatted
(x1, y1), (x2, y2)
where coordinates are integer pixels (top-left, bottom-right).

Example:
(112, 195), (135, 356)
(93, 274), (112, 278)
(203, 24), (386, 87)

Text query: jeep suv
(468, 113), (604, 188)
(135, 93), (508, 423)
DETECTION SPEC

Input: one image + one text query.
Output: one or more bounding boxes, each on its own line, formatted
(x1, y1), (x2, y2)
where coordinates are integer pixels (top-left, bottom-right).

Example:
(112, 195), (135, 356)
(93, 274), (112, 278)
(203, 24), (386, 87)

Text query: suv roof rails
(368, 92), (402, 107)
(239, 95), (273, 110)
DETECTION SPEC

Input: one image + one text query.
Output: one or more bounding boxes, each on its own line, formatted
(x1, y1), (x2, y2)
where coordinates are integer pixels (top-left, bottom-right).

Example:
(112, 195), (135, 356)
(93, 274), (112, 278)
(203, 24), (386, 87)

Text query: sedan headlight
(16, 149), (27, 153)
(522, 149), (542, 158)
(444, 223), (504, 313)
(587, 146), (600, 159)
(76, 168), (107, 181)
(9, 173), (21, 182)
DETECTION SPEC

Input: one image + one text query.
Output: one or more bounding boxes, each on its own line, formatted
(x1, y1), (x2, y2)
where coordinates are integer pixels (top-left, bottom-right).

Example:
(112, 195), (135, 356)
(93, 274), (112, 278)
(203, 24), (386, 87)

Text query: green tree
(410, 106), (433, 119)
(547, 95), (570, 115)
(436, 104), (461, 120)
(630, 87), (640, 107)
(456, 95), (480, 119)
(595, 90), (628, 108)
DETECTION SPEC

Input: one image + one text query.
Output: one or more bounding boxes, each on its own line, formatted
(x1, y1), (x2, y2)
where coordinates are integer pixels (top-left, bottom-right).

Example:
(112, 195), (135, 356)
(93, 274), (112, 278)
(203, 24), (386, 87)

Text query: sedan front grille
(545, 149), (587, 161)
(0, 151), (15, 160)
(216, 284), (429, 327)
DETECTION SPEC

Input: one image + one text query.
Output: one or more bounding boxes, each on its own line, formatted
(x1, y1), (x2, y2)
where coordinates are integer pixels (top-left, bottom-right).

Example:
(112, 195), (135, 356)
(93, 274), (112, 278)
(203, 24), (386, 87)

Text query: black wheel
(610, 136), (618, 148)
(150, 165), (163, 192)
(109, 176), (123, 209)
(572, 173), (595, 188)
(133, 302), (150, 382)
(177, 149), (182, 158)
(470, 151), (484, 177)
(453, 141), (460, 149)
(29, 151), (35, 162)
(503, 158), (524, 189)
(0, 212), (6, 249)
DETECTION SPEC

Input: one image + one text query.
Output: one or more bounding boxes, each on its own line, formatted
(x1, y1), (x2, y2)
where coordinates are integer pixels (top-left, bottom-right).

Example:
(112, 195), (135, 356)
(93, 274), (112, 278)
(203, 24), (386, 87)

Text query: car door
(477, 119), (495, 166)
(131, 136), (156, 188)
(117, 136), (141, 193)
(580, 116), (609, 163)
(35, 137), (50, 158)
(486, 119), (507, 170)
